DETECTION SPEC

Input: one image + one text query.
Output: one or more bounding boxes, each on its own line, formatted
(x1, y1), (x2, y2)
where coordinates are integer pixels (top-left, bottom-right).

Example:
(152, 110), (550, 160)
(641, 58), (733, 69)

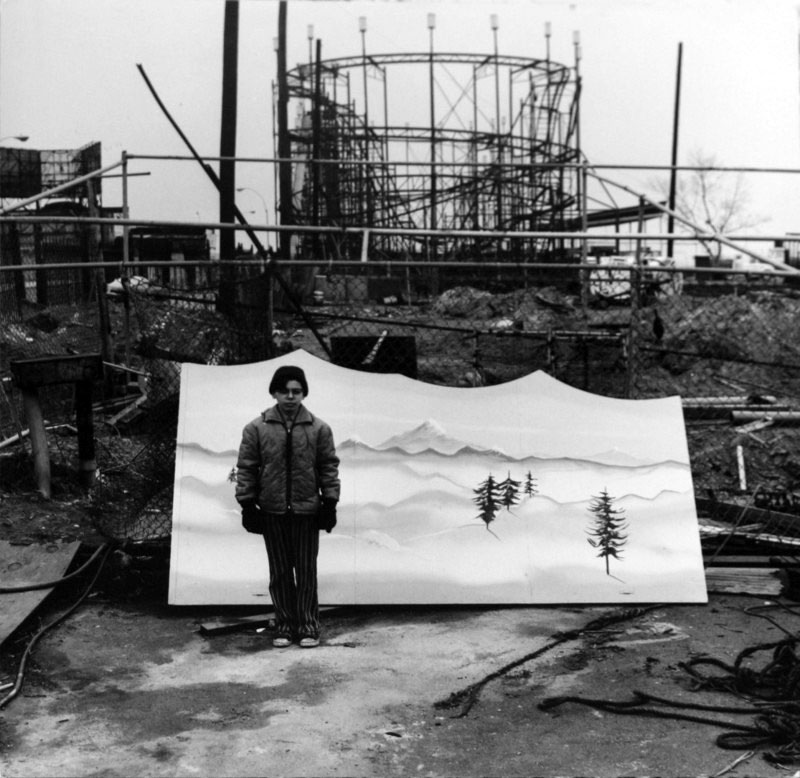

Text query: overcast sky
(2, 0), (799, 239)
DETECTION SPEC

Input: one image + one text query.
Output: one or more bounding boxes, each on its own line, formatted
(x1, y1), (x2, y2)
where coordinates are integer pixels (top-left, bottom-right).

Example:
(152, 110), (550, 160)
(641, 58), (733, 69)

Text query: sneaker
(272, 635), (292, 648)
(299, 635), (320, 648)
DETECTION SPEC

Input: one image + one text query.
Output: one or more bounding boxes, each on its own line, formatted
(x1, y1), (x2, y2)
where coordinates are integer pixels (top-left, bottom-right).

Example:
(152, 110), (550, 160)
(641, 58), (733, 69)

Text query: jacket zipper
(284, 421), (293, 512)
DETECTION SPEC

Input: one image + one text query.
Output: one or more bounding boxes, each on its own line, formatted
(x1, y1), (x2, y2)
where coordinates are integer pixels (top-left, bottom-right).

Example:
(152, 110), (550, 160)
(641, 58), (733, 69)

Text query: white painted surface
(169, 350), (706, 605)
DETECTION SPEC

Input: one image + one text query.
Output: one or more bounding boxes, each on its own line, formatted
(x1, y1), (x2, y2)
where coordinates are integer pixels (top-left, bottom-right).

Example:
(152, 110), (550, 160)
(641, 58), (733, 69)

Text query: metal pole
(136, 60), (333, 356)
(667, 42), (683, 260)
(588, 169), (797, 270)
(271, 70), (278, 249)
(121, 150), (132, 365)
(219, 0), (239, 271)
(472, 66), (479, 233)
(307, 24), (314, 83)
(277, 2), (293, 261)
(312, 38), (322, 246)
(574, 32), (588, 310)
(359, 17), (372, 229)
(0, 160), (124, 215)
(428, 14), (437, 261)
(360, 17), (369, 131)
(121, 151), (130, 267)
(492, 15), (502, 234)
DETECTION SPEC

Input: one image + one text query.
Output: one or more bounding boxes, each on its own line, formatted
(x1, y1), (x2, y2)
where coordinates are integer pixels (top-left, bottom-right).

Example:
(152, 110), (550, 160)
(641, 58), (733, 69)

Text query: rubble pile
(3, 282), (800, 544)
(645, 290), (800, 395)
(429, 285), (580, 330)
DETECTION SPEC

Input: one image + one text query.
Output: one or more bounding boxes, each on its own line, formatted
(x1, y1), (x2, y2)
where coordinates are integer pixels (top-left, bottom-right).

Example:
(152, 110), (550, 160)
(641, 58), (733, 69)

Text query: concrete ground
(1, 582), (798, 778)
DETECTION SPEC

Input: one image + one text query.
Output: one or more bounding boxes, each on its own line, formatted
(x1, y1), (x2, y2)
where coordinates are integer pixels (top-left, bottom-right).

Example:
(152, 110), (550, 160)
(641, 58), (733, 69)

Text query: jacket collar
(262, 404), (313, 425)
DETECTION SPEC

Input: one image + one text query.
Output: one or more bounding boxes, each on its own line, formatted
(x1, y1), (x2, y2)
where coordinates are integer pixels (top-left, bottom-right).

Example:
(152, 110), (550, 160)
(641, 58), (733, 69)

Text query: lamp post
(573, 30), (585, 266)
(428, 13), (436, 260)
(359, 16), (373, 229)
(236, 187), (270, 249)
(359, 17), (368, 130)
(491, 14), (502, 237)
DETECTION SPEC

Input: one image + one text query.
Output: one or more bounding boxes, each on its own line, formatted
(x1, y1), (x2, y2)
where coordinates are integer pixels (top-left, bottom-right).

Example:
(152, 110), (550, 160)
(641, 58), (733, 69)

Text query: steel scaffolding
(275, 49), (581, 264)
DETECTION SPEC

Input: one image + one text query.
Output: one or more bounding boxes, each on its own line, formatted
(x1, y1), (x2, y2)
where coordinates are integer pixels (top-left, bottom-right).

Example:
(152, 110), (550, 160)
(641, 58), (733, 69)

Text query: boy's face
(272, 379), (305, 417)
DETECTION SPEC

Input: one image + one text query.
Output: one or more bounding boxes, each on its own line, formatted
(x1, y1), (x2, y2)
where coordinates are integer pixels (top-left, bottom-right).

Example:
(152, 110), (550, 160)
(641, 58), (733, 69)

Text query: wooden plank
(697, 497), (800, 531)
(0, 541), (81, 646)
(20, 387), (50, 498)
(9, 354), (102, 388)
(704, 555), (799, 568)
(704, 567), (783, 596)
(200, 614), (274, 636)
(199, 606), (343, 636)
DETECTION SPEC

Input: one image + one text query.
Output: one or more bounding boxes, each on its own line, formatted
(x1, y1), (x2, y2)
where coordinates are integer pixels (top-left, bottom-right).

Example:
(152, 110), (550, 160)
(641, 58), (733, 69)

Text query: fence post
(33, 202), (47, 306)
(624, 266), (640, 399)
(20, 386), (50, 498)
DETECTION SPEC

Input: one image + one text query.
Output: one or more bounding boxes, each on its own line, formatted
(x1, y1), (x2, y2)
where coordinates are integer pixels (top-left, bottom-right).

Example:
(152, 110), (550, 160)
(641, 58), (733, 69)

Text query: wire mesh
(2, 258), (800, 543)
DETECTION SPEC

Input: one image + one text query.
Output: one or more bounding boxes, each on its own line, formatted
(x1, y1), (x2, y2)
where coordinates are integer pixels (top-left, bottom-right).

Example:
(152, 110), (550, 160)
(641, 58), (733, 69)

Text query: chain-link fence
(3, 257), (800, 542)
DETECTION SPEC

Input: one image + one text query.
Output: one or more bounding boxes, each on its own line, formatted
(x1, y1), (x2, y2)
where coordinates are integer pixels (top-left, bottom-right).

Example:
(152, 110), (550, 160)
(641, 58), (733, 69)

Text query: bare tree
(651, 149), (767, 263)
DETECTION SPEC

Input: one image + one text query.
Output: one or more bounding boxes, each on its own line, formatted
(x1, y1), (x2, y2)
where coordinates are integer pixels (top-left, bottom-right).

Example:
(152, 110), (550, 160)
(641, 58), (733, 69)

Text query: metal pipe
(587, 169), (798, 271)
(122, 152), (800, 176)
(136, 58), (331, 356)
(0, 213), (795, 246)
(0, 259), (773, 272)
(121, 151), (130, 268)
(0, 159), (124, 215)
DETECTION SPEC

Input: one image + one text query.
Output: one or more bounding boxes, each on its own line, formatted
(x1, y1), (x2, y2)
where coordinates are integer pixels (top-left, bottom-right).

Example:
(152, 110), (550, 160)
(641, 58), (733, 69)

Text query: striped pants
(263, 512), (320, 638)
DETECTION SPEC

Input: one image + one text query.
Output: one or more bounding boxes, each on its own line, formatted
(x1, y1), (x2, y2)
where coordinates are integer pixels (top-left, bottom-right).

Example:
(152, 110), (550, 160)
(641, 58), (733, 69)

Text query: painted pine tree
(499, 471), (521, 510)
(586, 488), (629, 575)
(523, 470), (538, 498)
(473, 474), (501, 530)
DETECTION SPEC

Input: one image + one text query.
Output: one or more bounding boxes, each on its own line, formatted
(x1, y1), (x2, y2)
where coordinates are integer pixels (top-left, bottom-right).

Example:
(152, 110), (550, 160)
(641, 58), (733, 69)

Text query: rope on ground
(433, 605), (661, 718)
(539, 635), (800, 767)
(0, 543), (113, 710)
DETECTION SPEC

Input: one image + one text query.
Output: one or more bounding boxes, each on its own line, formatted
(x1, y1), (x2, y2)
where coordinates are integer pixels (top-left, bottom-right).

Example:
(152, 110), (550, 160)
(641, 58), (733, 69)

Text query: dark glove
(317, 498), (337, 533)
(240, 501), (264, 534)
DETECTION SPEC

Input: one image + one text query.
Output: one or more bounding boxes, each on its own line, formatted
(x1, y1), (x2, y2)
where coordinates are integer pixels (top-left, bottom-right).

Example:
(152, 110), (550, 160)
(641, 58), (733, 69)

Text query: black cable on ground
(0, 542), (112, 594)
(744, 600), (800, 637)
(434, 605), (662, 718)
(539, 633), (800, 767)
(0, 543), (113, 710)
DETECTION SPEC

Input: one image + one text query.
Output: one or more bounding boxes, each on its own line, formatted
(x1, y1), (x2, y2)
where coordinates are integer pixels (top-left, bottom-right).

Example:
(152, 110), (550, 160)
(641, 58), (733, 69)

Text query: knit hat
(269, 365), (309, 396)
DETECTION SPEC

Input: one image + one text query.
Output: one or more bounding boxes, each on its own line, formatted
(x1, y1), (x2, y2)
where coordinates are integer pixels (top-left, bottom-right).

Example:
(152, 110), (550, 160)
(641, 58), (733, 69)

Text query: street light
(427, 13), (436, 260)
(359, 17), (368, 129)
(236, 187), (270, 247)
(0, 135), (29, 144)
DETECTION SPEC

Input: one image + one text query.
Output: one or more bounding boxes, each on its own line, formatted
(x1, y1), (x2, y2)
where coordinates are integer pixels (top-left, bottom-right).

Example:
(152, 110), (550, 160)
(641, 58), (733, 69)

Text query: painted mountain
(169, 351), (706, 605)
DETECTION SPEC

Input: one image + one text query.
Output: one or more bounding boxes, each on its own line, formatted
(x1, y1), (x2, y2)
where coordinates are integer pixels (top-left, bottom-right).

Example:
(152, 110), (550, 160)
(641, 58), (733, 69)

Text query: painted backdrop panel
(169, 350), (707, 605)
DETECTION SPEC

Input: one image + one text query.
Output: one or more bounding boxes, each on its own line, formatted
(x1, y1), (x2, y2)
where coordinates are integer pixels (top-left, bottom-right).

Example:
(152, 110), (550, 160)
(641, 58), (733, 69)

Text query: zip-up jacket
(235, 405), (340, 515)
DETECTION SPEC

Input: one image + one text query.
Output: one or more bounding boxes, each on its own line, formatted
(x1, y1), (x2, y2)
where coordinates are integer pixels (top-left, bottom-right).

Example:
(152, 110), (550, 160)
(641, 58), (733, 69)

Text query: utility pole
(219, 0), (239, 313)
(667, 42), (683, 260)
(219, 0), (239, 260)
(277, 0), (293, 262)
